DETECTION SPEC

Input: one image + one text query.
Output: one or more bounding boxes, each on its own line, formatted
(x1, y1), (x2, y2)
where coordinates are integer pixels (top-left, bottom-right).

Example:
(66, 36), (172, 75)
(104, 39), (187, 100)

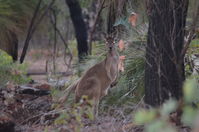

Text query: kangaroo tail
(58, 80), (79, 103)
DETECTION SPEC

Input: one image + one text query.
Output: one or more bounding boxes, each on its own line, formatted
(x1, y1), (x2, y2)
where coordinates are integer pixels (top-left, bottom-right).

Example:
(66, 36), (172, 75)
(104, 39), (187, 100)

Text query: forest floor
(0, 49), (192, 132)
(0, 49), (139, 132)
(0, 79), (191, 132)
(0, 75), (141, 132)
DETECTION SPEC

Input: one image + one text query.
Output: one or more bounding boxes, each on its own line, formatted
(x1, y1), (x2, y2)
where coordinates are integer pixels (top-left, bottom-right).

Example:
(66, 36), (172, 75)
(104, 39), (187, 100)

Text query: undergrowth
(0, 50), (30, 87)
(134, 77), (199, 132)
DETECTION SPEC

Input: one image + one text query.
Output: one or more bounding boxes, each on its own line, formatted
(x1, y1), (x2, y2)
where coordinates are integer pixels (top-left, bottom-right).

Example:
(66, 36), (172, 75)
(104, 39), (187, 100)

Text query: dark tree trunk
(65, 0), (88, 60)
(107, 0), (117, 34)
(0, 31), (18, 61)
(10, 32), (18, 61)
(107, 0), (126, 34)
(145, 0), (188, 106)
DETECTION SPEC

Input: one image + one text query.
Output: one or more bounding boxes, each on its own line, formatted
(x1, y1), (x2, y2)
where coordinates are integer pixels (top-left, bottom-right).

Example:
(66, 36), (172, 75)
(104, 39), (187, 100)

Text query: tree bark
(107, 0), (117, 34)
(0, 31), (18, 61)
(145, 0), (188, 106)
(8, 31), (18, 62)
(9, 31), (18, 61)
(65, 0), (88, 60)
(107, 0), (126, 34)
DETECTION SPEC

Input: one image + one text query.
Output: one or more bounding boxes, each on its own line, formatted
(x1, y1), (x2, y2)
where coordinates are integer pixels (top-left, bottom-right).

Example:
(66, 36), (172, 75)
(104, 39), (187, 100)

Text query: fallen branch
(27, 71), (73, 76)
(17, 86), (50, 96)
(20, 109), (67, 125)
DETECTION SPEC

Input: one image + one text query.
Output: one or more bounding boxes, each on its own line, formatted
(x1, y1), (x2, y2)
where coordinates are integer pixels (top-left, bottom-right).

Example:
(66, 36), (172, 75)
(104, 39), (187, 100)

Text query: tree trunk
(10, 31), (18, 61)
(0, 31), (18, 61)
(65, 0), (88, 60)
(107, 0), (126, 34)
(145, 0), (188, 106)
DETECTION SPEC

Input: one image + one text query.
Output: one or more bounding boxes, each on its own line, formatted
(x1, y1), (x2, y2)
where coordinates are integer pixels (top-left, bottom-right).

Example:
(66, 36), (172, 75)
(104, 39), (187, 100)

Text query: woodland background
(0, 0), (199, 132)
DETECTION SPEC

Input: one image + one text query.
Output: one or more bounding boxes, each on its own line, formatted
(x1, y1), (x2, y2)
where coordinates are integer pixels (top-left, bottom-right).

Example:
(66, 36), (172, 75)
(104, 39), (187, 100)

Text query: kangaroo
(59, 34), (119, 117)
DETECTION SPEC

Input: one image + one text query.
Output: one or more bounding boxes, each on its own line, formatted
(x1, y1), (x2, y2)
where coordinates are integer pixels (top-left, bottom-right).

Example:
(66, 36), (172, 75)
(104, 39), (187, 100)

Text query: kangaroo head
(104, 34), (116, 52)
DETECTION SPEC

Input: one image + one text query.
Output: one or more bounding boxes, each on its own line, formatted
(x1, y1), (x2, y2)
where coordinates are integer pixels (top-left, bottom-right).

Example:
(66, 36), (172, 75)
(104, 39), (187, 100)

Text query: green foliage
(78, 0), (93, 8)
(185, 38), (199, 77)
(0, 0), (42, 50)
(101, 41), (145, 106)
(134, 100), (178, 132)
(183, 78), (199, 103)
(0, 49), (13, 67)
(0, 0), (36, 32)
(102, 58), (145, 105)
(160, 100), (178, 116)
(54, 96), (94, 132)
(0, 50), (30, 86)
(134, 109), (157, 125)
(133, 78), (199, 132)
(182, 106), (198, 126)
(190, 39), (199, 46)
(145, 120), (177, 132)
(182, 78), (199, 127)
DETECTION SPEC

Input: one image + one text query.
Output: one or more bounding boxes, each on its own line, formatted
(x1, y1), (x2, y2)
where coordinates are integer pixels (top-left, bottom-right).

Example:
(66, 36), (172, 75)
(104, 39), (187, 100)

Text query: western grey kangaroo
(59, 34), (119, 117)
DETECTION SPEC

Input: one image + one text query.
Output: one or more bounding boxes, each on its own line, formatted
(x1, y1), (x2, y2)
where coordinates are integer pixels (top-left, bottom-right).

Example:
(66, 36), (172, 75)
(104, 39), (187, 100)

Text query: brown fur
(59, 35), (119, 117)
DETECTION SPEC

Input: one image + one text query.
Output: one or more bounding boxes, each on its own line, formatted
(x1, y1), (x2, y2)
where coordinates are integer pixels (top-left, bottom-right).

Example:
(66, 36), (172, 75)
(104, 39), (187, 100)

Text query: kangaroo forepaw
(111, 81), (118, 87)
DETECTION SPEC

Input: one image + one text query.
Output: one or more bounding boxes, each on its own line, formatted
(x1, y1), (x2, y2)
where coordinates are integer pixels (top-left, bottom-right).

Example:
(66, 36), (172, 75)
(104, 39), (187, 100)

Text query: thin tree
(87, 0), (105, 54)
(20, 0), (55, 63)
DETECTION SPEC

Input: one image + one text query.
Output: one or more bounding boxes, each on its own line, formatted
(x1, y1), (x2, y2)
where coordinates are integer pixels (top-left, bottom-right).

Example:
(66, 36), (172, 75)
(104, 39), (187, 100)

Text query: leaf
(119, 56), (126, 60)
(134, 109), (157, 125)
(146, 120), (177, 132)
(128, 12), (138, 27)
(182, 106), (198, 126)
(183, 79), (198, 103)
(118, 56), (126, 72)
(113, 17), (129, 27)
(118, 39), (125, 51)
(161, 99), (177, 116)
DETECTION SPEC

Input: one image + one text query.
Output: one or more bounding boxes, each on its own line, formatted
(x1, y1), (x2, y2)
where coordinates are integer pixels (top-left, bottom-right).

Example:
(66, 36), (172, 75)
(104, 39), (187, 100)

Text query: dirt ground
(0, 81), (140, 132)
(0, 49), (192, 132)
(24, 49), (72, 83)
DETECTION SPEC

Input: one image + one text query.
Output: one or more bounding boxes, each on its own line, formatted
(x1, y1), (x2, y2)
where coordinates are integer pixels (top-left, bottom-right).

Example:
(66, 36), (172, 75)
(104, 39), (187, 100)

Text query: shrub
(0, 50), (30, 86)
(133, 78), (199, 132)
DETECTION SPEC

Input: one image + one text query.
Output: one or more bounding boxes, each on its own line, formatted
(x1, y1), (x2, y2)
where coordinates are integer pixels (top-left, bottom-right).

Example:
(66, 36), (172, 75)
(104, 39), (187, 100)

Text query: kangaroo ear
(102, 32), (108, 40)
(102, 32), (109, 46)
(110, 31), (117, 39)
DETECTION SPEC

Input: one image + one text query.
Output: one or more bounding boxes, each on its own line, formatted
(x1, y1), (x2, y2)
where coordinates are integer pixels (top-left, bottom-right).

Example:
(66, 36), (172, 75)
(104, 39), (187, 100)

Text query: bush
(0, 50), (30, 86)
(133, 78), (199, 132)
